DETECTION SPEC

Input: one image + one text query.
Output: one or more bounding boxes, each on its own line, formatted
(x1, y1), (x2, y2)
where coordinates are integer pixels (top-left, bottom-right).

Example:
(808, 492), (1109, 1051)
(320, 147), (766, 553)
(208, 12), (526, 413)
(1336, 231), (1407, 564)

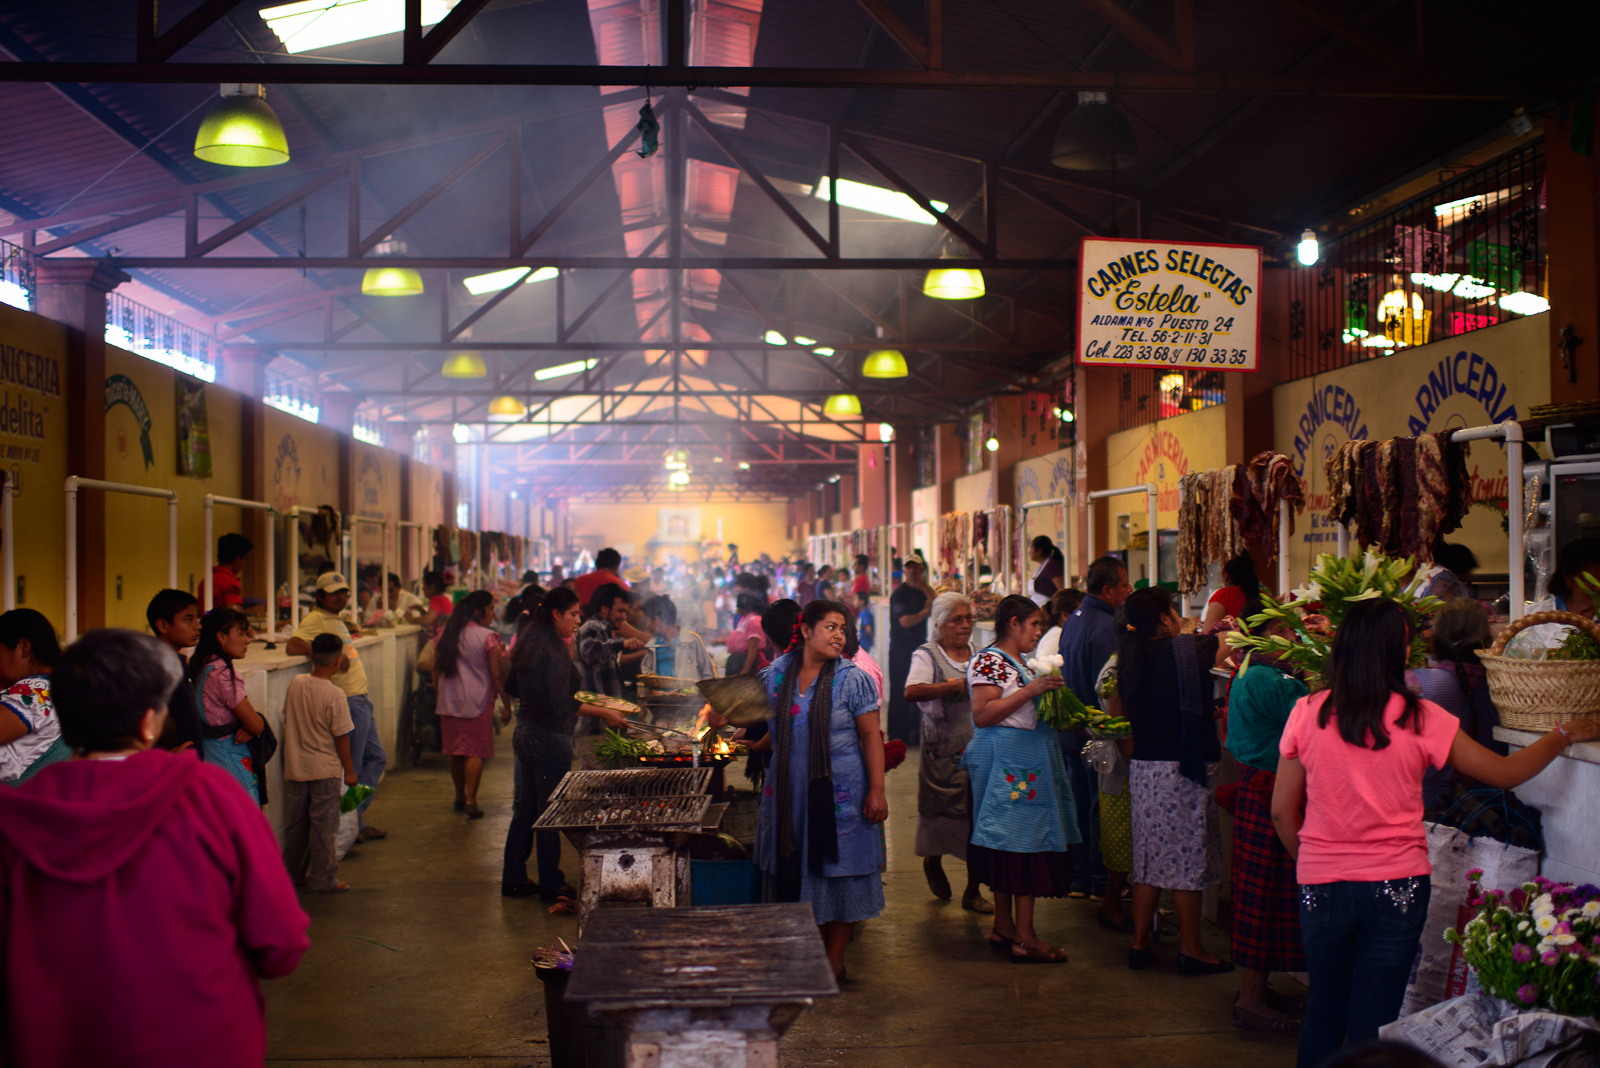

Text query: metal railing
(104, 291), (220, 381)
(1287, 140), (1545, 379)
(65, 477), (178, 641)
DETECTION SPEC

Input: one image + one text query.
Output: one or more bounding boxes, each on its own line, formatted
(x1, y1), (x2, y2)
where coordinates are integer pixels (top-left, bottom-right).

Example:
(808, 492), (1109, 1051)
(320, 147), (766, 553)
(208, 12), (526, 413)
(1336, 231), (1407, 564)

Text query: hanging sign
(1076, 237), (1263, 372)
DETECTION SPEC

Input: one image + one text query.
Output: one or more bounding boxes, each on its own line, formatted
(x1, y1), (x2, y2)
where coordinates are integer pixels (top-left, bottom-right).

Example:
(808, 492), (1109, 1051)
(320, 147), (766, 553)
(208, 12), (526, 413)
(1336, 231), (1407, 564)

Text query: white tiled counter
(1493, 727), (1600, 887)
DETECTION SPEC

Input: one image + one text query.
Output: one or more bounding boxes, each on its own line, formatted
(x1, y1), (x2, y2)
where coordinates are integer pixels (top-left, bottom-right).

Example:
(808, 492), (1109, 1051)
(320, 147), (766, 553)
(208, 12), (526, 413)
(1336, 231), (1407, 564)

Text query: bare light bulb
(1297, 228), (1319, 266)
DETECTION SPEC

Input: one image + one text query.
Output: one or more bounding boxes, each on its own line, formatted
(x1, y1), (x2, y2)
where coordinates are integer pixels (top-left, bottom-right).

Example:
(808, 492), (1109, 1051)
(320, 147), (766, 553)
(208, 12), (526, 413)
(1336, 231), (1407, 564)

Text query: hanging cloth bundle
(636, 99), (660, 158)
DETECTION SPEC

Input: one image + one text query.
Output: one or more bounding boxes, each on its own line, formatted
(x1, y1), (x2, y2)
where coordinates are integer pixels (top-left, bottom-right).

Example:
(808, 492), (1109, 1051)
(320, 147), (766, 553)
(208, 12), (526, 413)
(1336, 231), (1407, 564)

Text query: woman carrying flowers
(1271, 597), (1600, 1067)
(963, 594), (1078, 965)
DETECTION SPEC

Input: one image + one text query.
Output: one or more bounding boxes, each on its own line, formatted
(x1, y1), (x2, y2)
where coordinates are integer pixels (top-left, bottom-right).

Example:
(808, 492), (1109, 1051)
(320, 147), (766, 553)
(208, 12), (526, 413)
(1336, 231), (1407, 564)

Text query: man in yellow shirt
(287, 572), (387, 840)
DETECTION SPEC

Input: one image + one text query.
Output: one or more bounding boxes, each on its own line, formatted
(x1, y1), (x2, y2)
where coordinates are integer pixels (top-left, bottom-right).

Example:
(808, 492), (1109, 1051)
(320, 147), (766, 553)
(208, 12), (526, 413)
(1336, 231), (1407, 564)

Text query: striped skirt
(1229, 766), (1304, 972)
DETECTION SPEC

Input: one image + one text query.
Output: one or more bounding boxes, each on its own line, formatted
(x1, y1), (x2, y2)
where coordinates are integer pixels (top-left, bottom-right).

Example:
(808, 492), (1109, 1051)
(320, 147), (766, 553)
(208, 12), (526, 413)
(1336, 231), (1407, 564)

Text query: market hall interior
(3, 1), (1600, 1067)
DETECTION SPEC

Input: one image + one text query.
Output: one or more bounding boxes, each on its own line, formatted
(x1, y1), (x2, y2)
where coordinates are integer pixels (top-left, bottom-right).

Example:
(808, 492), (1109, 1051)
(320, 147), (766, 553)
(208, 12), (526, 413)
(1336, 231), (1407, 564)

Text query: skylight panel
(815, 177), (948, 224)
(462, 265), (559, 297)
(259, 0), (461, 55)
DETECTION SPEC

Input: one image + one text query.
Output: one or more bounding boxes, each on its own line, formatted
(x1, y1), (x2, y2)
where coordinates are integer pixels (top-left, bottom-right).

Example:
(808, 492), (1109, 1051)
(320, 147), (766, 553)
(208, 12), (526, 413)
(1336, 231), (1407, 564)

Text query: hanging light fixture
(1050, 91), (1139, 171)
(362, 239), (424, 296)
(823, 394), (862, 418)
(878, 422), (895, 443)
(194, 84), (290, 167)
(669, 470), (690, 488)
(1297, 229), (1320, 266)
(441, 350), (487, 378)
(488, 396), (525, 418)
(861, 349), (908, 378)
(664, 448), (690, 470)
(923, 245), (984, 300)
(985, 436), (999, 453)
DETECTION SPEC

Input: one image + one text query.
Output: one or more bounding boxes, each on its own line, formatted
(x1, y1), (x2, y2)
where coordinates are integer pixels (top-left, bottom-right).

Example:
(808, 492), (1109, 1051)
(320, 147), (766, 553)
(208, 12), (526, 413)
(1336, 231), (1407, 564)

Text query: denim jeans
(1058, 732), (1105, 892)
(502, 726), (575, 892)
(1297, 875), (1431, 1068)
(345, 694), (387, 826)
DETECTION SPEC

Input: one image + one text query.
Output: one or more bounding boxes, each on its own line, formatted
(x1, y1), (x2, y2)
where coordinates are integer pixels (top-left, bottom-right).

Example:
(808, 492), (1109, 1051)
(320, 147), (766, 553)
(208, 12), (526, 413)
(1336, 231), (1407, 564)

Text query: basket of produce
(1480, 610), (1600, 729)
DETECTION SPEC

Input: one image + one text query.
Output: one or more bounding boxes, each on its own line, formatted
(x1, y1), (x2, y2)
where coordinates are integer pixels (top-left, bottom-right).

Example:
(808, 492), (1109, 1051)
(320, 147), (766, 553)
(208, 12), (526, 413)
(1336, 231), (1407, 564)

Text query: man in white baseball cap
(286, 571), (387, 840)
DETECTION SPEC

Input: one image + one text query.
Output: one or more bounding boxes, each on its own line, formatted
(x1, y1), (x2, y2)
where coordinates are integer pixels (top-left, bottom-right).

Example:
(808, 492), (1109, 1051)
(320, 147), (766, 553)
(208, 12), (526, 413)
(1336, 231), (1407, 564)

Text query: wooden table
(565, 904), (838, 1066)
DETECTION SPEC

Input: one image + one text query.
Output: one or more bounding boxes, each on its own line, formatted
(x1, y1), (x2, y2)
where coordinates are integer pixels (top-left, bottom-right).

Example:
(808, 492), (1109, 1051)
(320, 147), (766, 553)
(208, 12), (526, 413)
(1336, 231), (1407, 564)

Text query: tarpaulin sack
(1400, 823), (1539, 1016)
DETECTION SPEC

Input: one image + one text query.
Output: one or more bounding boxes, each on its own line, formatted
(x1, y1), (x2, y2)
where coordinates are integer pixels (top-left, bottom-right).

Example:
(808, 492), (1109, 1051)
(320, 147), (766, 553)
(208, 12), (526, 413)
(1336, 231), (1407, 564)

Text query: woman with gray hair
(904, 592), (991, 913)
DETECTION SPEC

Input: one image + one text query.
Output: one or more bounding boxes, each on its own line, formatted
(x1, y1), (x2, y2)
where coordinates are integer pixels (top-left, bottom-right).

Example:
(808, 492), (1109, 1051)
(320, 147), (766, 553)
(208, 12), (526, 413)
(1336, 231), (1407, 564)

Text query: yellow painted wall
(0, 303), (68, 628)
(102, 346), (245, 629)
(1014, 446), (1075, 575)
(953, 471), (995, 513)
(1105, 402), (1228, 545)
(1274, 312), (1549, 582)
(351, 441), (401, 580)
(565, 502), (790, 564)
(264, 405), (340, 515)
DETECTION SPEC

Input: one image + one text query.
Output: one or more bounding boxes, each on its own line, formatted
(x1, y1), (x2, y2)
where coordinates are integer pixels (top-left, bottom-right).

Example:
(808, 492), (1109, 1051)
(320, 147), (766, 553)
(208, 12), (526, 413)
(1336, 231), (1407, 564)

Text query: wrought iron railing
(1286, 139), (1545, 379)
(104, 290), (220, 381)
(0, 238), (34, 311)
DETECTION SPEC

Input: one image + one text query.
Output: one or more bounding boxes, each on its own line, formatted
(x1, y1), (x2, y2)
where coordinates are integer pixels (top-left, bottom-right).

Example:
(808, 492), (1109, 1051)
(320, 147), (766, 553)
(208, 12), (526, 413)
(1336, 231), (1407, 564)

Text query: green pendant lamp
(861, 349), (908, 378)
(923, 265), (985, 300)
(442, 350), (487, 378)
(194, 84), (290, 167)
(362, 239), (424, 296)
(823, 393), (862, 418)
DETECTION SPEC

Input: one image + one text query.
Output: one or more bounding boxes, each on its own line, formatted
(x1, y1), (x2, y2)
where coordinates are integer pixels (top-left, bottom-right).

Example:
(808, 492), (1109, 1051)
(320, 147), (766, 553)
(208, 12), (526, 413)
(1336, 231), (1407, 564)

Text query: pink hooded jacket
(0, 748), (309, 1067)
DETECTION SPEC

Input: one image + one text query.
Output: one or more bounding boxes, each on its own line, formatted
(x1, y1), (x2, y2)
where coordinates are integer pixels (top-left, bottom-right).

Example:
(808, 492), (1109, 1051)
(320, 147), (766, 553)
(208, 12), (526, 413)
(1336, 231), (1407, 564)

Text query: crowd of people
(5, 532), (1600, 1067)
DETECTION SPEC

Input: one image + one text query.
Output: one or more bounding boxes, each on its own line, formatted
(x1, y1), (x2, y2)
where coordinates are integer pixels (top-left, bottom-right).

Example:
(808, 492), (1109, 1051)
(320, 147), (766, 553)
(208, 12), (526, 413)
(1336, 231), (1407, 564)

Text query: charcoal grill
(533, 768), (721, 935)
(564, 904), (837, 1067)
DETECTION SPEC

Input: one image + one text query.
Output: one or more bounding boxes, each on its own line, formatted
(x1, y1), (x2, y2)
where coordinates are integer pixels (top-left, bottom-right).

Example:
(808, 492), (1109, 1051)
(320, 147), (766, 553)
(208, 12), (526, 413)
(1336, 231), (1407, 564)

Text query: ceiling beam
(101, 255), (1077, 270)
(0, 62), (1523, 98)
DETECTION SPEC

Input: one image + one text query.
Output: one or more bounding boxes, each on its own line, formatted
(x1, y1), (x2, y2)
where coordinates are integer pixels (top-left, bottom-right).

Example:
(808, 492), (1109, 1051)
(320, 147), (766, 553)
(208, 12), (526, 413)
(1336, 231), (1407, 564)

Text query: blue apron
(195, 662), (258, 799)
(962, 649), (1080, 854)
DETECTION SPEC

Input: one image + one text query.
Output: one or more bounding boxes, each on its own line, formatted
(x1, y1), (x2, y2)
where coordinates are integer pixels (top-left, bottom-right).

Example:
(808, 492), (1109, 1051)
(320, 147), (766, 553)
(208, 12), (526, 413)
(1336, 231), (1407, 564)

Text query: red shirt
(573, 568), (629, 610)
(851, 574), (871, 596)
(211, 564), (242, 608)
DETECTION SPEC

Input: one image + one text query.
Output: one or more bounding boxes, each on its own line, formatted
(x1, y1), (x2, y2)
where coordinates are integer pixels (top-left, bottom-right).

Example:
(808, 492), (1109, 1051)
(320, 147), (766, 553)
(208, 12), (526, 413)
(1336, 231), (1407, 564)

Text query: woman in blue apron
(191, 608), (268, 801)
(964, 594), (1079, 964)
(752, 599), (887, 981)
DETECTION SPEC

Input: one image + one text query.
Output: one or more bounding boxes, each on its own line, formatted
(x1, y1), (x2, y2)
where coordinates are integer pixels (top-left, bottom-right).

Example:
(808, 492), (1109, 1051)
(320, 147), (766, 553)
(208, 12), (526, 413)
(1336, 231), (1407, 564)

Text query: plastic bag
(340, 784), (373, 814)
(335, 810), (360, 860)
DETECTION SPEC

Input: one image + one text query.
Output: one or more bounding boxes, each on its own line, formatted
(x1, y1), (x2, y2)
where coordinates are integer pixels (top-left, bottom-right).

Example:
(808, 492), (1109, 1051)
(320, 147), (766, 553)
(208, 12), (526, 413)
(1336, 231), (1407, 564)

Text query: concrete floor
(265, 731), (1300, 1067)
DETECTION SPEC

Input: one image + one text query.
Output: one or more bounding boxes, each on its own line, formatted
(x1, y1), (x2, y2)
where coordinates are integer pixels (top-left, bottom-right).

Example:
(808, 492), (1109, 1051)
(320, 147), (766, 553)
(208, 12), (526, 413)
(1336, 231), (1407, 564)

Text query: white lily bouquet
(1225, 551), (1443, 683)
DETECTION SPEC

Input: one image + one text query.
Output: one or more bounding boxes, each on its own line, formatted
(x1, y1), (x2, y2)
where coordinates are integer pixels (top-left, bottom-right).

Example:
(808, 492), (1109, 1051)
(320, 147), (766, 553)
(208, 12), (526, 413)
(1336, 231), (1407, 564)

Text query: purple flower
(1510, 888), (1528, 911)
(1467, 868), (1485, 882)
(1518, 984), (1538, 1005)
(1542, 950), (1561, 967)
(1556, 921), (1573, 936)
(1576, 884), (1600, 903)
(1513, 943), (1536, 963)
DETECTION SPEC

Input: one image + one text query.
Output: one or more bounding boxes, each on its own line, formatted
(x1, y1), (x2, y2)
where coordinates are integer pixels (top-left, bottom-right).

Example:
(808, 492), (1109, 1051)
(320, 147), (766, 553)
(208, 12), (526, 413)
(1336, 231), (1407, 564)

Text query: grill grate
(550, 768), (712, 802)
(533, 793), (712, 831)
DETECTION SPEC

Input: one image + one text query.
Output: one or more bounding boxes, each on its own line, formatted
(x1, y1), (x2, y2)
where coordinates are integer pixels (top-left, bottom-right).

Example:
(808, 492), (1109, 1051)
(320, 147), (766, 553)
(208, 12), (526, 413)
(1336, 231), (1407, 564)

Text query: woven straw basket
(1481, 610), (1600, 730)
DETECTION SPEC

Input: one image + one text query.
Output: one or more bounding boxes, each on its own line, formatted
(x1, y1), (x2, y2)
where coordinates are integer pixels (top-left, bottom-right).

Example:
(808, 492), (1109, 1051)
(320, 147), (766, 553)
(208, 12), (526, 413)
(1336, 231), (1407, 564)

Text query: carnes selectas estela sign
(1076, 237), (1262, 373)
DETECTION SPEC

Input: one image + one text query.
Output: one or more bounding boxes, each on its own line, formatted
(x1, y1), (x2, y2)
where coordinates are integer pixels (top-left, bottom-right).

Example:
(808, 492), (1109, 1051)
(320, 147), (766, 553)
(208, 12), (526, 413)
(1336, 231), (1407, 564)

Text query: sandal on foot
(1011, 940), (1068, 964)
(358, 826), (388, 841)
(465, 803), (484, 820)
(453, 799), (466, 811)
(987, 932), (1015, 954)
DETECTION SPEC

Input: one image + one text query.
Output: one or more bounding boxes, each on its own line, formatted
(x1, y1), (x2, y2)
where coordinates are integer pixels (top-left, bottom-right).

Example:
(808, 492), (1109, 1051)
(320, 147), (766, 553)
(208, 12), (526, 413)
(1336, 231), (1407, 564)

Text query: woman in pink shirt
(1273, 599), (1599, 1067)
(435, 590), (510, 819)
